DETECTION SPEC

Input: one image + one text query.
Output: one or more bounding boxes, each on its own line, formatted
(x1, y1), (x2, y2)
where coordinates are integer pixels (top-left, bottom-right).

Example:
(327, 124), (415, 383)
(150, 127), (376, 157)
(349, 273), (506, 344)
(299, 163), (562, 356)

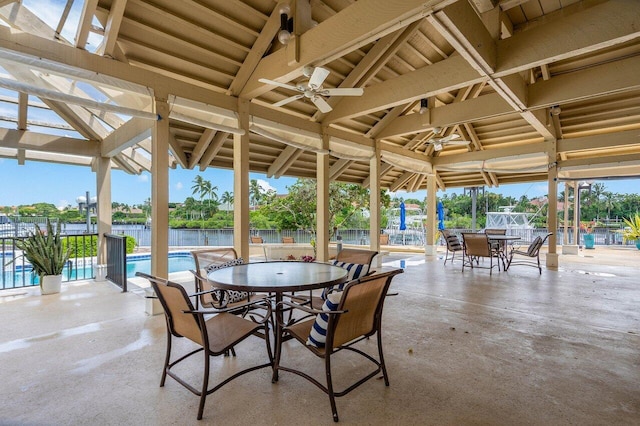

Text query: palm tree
(249, 179), (262, 208)
(221, 191), (233, 218)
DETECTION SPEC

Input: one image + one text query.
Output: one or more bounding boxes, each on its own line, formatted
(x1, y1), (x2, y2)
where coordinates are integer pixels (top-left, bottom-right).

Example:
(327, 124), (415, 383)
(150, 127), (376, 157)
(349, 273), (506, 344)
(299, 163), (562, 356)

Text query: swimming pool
(2, 252), (195, 289)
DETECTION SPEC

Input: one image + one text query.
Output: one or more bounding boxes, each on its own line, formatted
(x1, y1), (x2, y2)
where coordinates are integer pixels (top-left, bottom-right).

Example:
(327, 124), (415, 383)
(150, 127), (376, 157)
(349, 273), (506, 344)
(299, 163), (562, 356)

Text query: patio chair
(462, 233), (501, 275)
(441, 229), (463, 265)
(506, 232), (553, 274)
(250, 235), (268, 260)
(275, 268), (404, 422)
(484, 228), (507, 268)
(295, 248), (379, 311)
(135, 272), (273, 421)
(281, 236), (295, 243)
(191, 247), (248, 309)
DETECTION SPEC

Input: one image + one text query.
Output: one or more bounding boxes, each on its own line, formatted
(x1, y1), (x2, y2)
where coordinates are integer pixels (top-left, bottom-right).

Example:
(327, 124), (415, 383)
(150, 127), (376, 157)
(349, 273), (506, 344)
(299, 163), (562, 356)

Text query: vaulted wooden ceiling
(0, 0), (639, 192)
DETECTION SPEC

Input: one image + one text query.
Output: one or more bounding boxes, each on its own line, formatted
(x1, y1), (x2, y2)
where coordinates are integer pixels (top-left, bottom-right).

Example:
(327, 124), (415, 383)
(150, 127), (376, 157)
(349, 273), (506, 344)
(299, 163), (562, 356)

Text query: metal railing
(105, 234), (127, 292)
(1, 234), (97, 290)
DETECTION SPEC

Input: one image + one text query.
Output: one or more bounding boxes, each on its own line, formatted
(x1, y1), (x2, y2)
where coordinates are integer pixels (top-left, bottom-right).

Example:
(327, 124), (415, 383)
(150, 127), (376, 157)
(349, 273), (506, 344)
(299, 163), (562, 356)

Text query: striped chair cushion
(306, 291), (342, 348)
(321, 261), (369, 300)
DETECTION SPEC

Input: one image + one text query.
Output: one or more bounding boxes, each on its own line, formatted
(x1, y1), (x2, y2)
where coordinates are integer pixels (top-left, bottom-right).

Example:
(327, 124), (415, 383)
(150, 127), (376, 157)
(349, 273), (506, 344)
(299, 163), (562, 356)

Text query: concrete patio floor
(0, 247), (638, 425)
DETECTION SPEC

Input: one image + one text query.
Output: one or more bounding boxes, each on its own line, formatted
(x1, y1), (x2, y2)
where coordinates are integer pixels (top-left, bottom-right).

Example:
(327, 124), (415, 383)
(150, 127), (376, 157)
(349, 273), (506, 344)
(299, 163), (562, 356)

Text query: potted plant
(13, 219), (72, 294)
(622, 214), (640, 250)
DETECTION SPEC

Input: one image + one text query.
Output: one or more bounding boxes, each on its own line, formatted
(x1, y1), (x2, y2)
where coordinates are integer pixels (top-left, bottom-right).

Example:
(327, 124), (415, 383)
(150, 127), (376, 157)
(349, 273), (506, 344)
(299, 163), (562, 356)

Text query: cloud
(57, 200), (69, 210)
(138, 174), (149, 183)
(257, 179), (276, 192)
(175, 182), (183, 190)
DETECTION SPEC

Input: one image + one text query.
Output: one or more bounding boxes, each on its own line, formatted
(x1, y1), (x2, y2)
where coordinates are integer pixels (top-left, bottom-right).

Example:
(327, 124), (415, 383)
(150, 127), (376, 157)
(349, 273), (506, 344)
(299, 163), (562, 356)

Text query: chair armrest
(276, 299), (348, 315)
(184, 298), (272, 316)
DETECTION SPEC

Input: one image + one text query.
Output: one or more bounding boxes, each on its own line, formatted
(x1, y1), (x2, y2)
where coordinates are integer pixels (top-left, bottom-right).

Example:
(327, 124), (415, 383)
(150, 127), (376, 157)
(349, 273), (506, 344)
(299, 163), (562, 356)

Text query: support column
(369, 143), (382, 267)
(425, 175), (438, 256)
(563, 182), (569, 245)
(95, 156), (112, 266)
(234, 99), (250, 260)
(562, 181), (580, 254)
(316, 129), (330, 262)
(151, 95), (170, 278)
(546, 139), (559, 268)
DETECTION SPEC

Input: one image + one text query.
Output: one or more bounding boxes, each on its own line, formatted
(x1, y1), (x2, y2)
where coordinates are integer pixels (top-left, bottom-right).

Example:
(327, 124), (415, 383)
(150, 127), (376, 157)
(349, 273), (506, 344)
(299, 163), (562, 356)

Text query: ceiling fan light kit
(259, 66), (364, 113)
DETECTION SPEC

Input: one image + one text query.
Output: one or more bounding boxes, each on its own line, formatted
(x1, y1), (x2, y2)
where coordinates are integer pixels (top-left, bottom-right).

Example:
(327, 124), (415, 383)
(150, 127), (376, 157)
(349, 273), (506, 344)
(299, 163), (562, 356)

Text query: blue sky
(1, 158), (637, 209)
(0, 1), (637, 209)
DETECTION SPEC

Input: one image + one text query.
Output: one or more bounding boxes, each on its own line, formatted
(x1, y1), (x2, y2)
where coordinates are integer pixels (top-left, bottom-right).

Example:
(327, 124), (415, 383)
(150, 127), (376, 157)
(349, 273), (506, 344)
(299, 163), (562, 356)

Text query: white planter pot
(40, 274), (62, 295)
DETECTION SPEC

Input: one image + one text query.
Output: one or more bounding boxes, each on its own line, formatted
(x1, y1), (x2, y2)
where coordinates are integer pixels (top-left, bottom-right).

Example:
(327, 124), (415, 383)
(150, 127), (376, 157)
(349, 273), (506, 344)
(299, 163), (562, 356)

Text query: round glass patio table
(207, 261), (348, 381)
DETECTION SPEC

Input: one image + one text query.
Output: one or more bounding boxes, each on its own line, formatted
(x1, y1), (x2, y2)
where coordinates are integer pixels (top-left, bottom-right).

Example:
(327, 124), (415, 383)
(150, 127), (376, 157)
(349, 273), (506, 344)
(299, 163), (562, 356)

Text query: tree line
(3, 178), (638, 231)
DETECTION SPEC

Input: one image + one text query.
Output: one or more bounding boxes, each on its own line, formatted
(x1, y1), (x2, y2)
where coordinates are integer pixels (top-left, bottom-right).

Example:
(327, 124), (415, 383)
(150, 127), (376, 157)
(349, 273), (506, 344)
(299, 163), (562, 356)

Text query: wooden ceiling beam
(0, 128), (98, 156)
(101, 117), (153, 157)
(268, 145), (302, 178)
(240, 0), (438, 99)
(75, 0), (98, 49)
(198, 131), (229, 171)
(188, 129), (216, 169)
(96, 0), (127, 57)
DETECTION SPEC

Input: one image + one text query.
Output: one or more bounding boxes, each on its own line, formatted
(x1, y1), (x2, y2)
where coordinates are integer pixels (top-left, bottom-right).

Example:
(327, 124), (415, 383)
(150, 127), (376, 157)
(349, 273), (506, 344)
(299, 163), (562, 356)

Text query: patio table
(207, 261), (348, 382)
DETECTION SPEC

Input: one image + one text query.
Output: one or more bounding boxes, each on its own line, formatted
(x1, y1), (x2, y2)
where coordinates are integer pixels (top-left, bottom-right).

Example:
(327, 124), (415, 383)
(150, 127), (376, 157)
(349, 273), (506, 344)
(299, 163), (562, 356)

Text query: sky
(0, 1), (638, 209)
(1, 158), (638, 209)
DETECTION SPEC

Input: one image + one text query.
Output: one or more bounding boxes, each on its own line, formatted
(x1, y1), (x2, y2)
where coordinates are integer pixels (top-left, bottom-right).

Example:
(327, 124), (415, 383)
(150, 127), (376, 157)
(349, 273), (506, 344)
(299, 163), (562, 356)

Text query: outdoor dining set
(442, 229), (553, 275)
(137, 248), (403, 422)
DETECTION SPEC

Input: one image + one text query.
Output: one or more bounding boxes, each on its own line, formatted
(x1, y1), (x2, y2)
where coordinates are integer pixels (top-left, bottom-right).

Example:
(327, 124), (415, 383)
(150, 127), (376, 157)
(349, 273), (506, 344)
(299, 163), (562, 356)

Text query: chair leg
(325, 355), (339, 422)
(377, 331), (390, 386)
(197, 350), (211, 420)
(160, 322), (172, 387)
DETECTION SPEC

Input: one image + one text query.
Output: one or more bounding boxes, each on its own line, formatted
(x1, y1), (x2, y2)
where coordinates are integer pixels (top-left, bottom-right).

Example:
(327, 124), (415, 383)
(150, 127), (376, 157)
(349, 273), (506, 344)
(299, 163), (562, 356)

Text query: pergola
(1, 0), (639, 276)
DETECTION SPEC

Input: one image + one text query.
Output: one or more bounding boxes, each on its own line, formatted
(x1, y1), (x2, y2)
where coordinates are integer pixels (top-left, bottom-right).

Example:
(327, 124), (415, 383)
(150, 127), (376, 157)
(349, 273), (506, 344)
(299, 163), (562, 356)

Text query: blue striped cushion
(321, 261), (369, 300)
(306, 291), (342, 348)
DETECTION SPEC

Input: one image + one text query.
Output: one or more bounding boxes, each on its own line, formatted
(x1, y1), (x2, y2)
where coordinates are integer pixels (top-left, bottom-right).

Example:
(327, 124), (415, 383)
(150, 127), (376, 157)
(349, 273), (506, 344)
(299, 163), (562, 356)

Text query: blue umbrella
(437, 201), (445, 230)
(399, 202), (406, 231)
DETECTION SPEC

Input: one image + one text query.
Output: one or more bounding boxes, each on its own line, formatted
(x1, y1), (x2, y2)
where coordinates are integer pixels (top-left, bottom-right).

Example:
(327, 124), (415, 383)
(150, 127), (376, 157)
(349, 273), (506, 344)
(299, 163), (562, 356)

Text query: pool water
(2, 252), (195, 288)
(125, 253), (195, 278)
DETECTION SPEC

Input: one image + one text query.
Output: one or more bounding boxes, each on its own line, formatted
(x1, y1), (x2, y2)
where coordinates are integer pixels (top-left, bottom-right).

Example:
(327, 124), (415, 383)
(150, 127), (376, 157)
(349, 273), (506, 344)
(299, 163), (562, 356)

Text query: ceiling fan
(258, 66), (363, 113)
(425, 127), (471, 151)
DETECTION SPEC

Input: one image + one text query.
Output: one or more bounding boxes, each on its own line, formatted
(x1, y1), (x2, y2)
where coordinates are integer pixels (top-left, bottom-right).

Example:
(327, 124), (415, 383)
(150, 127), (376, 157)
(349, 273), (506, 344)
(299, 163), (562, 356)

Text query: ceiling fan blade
(439, 133), (461, 143)
(308, 67), (330, 89)
(310, 95), (333, 113)
(259, 78), (300, 92)
(272, 94), (304, 107)
(320, 87), (364, 96)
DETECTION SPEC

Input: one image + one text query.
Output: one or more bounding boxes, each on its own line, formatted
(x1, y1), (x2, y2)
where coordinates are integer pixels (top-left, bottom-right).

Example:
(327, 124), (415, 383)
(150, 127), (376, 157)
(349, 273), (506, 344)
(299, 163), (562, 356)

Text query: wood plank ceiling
(0, 0), (639, 192)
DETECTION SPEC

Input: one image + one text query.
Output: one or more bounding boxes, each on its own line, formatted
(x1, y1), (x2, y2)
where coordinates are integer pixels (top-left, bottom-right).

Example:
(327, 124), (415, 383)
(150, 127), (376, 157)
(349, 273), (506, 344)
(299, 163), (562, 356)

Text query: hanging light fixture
(278, 5), (292, 45)
(419, 98), (428, 114)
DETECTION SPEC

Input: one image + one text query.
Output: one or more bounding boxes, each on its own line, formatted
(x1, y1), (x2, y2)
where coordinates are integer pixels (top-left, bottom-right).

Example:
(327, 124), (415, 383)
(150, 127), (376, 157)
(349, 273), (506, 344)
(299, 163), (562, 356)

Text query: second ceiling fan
(425, 127), (471, 151)
(259, 66), (363, 113)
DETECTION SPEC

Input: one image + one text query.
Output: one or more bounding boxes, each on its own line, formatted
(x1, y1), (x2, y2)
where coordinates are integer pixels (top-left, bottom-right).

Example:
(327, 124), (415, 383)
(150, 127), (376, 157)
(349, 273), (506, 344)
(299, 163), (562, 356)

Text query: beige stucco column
(316, 130), (330, 262)
(546, 139), (559, 268)
(234, 99), (250, 260)
(95, 155), (112, 265)
(424, 174), (438, 256)
(150, 95), (170, 278)
(369, 143), (381, 267)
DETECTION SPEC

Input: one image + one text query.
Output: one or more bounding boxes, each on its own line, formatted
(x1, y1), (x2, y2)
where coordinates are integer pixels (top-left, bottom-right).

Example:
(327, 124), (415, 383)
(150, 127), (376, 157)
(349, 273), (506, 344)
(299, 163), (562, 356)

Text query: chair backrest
(462, 233), (491, 257)
(251, 236), (264, 244)
(191, 247), (238, 272)
(191, 248), (239, 307)
(330, 269), (403, 349)
(484, 228), (506, 235)
(335, 248), (378, 267)
(137, 272), (203, 345)
(281, 236), (295, 243)
(445, 233), (462, 251)
(526, 233), (553, 257)
(379, 234), (389, 245)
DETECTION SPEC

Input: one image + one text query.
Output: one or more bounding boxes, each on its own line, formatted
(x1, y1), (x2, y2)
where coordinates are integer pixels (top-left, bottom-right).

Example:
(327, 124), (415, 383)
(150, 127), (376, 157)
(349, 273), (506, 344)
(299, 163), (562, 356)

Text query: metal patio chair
(506, 232), (553, 274)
